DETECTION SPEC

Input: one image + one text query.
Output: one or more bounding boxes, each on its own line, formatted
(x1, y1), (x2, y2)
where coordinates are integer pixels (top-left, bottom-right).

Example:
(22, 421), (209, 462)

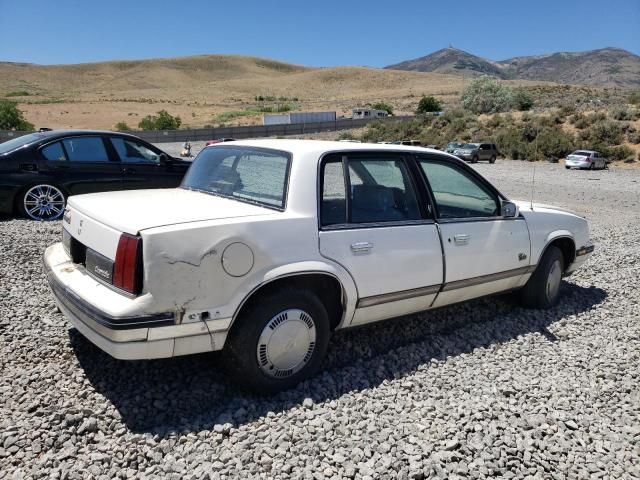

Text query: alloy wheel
(23, 185), (65, 220)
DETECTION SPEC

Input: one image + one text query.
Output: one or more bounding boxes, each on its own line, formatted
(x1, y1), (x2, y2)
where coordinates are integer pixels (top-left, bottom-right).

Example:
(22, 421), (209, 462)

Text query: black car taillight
(113, 233), (143, 295)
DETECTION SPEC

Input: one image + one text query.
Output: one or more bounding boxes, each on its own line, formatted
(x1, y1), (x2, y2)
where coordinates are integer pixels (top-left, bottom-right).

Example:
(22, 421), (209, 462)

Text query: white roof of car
(213, 138), (443, 157)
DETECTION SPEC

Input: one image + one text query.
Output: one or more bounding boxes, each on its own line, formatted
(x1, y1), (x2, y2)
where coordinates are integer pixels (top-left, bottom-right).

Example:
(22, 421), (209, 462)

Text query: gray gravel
(1, 160), (639, 479)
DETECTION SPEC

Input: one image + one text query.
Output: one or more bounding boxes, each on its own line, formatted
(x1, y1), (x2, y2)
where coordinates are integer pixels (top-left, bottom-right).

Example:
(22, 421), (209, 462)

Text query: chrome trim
(437, 216), (525, 224)
(441, 265), (535, 292)
(321, 219), (436, 231)
(357, 284), (441, 308)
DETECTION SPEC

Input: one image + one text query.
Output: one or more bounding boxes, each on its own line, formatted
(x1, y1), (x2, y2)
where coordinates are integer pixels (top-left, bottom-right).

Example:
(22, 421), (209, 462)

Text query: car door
(417, 156), (531, 307)
(318, 153), (444, 326)
(109, 136), (189, 190)
(40, 136), (122, 195)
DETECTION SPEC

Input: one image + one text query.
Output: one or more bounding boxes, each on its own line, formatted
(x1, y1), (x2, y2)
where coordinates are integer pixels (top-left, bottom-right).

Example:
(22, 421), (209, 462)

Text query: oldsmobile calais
(44, 140), (594, 391)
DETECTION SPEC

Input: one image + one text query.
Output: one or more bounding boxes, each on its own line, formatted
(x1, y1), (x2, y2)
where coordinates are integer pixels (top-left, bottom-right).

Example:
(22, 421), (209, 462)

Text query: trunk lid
(68, 188), (275, 236)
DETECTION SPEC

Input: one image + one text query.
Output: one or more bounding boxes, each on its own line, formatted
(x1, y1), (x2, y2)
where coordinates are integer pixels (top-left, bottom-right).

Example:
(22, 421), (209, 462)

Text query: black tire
(472, 156), (479, 163)
(589, 162), (594, 170)
(519, 246), (564, 309)
(17, 184), (67, 221)
(489, 156), (496, 164)
(224, 287), (330, 393)
(565, 166), (571, 169)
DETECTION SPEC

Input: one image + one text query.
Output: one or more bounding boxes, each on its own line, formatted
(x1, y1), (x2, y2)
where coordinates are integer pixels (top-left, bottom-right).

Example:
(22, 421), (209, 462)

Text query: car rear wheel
(19, 184), (66, 221)
(565, 166), (571, 169)
(519, 246), (564, 309)
(589, 162), (595, 170)
(224, 287), (330, 393)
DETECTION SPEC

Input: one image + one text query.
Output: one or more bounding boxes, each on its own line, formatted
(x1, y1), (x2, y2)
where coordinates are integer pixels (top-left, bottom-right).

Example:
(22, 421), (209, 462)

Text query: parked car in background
(446, 141), (464, 154)
(392, 140), (421, 146)
(564, 150), (607, 170)
(0, 130), (189, 221)
(453, 143), (497, 163)
(44, 139), (593, 392)
(206, 138), (236, 146)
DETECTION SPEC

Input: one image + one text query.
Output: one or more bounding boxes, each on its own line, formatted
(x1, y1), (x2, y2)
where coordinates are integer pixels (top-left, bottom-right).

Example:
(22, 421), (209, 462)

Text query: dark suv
(0, 130), (190, 220)
(452, 143), (497, 163)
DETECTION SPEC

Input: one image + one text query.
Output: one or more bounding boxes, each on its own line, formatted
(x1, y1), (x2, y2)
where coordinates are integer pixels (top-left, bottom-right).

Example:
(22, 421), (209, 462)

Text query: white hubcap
(24, 185), (65, 220)
(546, 259), (562, 300)
(257, 309), (316, 378)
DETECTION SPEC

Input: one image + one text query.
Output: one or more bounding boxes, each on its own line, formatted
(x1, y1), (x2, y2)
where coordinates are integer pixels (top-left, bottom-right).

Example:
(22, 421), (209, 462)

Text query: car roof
(35, 129), (144, 141)
(212, 138), (448, 158)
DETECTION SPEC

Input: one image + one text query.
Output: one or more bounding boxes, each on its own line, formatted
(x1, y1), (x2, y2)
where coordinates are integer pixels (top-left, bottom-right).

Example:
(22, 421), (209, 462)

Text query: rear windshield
(181, 146), (291, 210)
(0, 133), (44, 154)
(572, 151), (592, 156)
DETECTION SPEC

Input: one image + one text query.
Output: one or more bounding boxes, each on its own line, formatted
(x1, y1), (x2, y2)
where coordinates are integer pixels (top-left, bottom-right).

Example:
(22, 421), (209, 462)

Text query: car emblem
(518, 253), (527, 261)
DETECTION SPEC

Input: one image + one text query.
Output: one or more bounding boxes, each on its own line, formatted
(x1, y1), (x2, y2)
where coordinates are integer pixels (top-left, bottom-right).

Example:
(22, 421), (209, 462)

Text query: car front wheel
(224, 287), (330, 393)
(489, 155), (496, 164)
(519, 245), (564, 309)
(19, 184), (66, 221)
(472, 156), (479, 163)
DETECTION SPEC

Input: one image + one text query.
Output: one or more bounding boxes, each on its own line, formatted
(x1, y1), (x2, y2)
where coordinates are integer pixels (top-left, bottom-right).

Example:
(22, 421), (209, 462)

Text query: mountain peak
(385, 47), (640, 88)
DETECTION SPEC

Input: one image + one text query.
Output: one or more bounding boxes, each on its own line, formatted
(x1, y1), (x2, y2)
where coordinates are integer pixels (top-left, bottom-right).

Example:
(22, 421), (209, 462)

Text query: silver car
(565, 150), (607, 170)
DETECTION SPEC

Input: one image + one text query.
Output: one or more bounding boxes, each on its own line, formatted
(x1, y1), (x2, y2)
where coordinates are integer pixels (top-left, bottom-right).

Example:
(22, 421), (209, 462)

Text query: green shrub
(627, 131), (640, 144)
(608, 145), (634, 161)
(513, 88), (533, 111)
(416, 96), (442, 114)
(338, 131), (356, 140)
(5, 90), (30, 97)
(114, 121), (130, 131)
(611, 108), (633, 121)
(629, 91), (640, 105)
(138, 110), (182, 130)
(461, 76), (513, 114)
(580, 120), (624, 145)
(372, 102), (394, 115)
(533, 127), (574, 161)
(0, 100), (34, 130)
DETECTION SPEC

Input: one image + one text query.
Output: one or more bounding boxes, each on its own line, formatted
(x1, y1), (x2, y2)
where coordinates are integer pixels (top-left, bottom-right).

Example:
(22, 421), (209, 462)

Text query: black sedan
(0, 130), (191, 220)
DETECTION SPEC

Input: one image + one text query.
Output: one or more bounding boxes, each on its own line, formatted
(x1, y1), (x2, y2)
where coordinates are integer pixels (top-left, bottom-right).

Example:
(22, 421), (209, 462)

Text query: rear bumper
(565, 160), (591, 168)
(43, 242), (230, 359)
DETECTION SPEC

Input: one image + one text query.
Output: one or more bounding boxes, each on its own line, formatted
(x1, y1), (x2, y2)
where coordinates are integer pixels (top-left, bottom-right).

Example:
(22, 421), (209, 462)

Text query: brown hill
(0, 55), (472, 129)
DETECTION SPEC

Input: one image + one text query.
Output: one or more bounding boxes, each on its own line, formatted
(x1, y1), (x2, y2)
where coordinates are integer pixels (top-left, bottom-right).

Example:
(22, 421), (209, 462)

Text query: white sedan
(44, 140), (594, 392)
(565, 150), (607, 170)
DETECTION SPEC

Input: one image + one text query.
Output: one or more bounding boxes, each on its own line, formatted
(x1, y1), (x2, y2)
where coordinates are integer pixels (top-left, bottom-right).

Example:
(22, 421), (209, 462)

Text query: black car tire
(472, 156), (479, 163)
(224, 287), (331, 394)
(565, 166), (571, 169)
(489, 155), (496, 164)
(519, 246), (564, 309)
(17, 184), (67, 221)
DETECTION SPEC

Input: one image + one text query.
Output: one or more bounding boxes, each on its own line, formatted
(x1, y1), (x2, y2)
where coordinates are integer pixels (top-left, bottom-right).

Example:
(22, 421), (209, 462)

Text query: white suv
(44, 140), (593, 392)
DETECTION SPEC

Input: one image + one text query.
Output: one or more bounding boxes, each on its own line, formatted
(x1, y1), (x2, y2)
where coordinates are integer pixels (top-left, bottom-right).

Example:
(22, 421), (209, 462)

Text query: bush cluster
(114, 121), (130, 131)
(0, 100), (34, 130)
(138, 110), (182, 130)
(415, 96), (442, 114)
(460, 76), (515, 114)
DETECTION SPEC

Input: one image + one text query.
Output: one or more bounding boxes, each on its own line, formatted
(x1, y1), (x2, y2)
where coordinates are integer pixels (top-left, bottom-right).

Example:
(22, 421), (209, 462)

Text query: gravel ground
(1, 160), (639, 479)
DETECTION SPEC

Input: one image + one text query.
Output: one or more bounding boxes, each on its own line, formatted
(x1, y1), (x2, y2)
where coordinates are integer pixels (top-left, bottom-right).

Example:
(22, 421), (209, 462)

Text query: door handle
(350, 242), (373, 254)
(453, 234), (470, 245)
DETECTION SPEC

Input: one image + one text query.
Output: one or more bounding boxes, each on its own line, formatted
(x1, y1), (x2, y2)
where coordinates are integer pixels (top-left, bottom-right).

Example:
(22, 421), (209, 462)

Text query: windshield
(463, 144), (479, 149)
(0, 133), (44, 155)
(447, 142), (463, 149)
(181, 146), (291, 209)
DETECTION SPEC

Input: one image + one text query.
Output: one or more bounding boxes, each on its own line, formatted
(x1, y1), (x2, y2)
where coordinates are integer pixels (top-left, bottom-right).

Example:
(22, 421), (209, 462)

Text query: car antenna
(530, 124), (539, 210)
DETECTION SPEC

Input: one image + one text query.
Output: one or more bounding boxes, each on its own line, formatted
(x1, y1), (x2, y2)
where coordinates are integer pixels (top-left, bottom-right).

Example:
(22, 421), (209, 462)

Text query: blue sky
(0, 0), (638, 66)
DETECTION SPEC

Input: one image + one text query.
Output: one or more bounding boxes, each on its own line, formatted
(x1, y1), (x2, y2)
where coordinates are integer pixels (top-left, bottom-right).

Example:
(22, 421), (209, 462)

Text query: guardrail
(0, 115), (415, 144)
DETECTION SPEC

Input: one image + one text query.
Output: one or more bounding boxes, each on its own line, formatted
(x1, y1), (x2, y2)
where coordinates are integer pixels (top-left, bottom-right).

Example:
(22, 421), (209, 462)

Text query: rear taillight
(113, 233), (142, 295)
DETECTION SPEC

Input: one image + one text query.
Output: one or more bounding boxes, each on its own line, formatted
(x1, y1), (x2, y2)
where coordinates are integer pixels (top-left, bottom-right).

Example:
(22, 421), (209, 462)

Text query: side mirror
(501, 200), (519, 218)
(159, 153), (170, 165)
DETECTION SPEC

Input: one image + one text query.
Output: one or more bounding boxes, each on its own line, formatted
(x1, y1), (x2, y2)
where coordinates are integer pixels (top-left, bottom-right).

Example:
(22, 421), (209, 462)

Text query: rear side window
(62, 137), (109, 162)
(41, 142), (67, 161)
(111, 137), (161, 163)
(320, 155), (422, 226)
